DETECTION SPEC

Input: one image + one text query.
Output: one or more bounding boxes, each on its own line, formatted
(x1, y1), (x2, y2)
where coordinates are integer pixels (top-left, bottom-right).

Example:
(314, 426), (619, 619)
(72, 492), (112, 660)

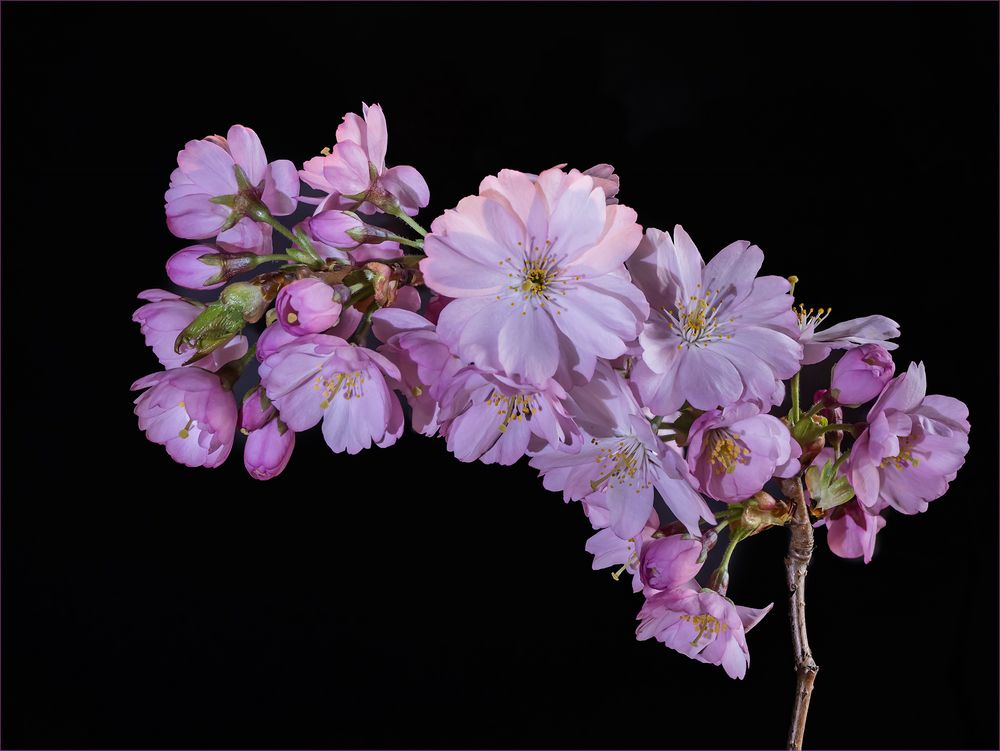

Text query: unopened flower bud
(240, 385), (275, 433)
(275, 278), (345, 335)
(166, 245), (228, 289)
(639, 535), (705, 591)
(244, 418), (295, 481)
(830, 344), (895, 406)
(220, 281), (268, 323)
(311, 210), (397, 249)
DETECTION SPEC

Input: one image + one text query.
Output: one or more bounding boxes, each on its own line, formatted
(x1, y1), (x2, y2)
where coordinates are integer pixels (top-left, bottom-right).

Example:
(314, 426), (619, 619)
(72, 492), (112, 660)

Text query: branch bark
(781, 476), (818, 751)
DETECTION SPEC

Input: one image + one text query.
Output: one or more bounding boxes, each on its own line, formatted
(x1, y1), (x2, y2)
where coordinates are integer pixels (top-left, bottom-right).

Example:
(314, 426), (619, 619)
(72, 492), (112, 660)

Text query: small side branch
(781, 476), (819, 751)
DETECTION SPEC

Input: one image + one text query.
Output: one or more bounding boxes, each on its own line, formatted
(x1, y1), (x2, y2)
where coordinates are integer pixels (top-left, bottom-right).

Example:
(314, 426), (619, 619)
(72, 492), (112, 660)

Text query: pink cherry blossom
(830, 343), (895, 406)
(796, 309), (899, 366)
(240, 385), (276, 433)
(639, 534), (706, 591)
(258, 334), (404, 455)
(372, 308), (462, 437)
(421, 167), (649, 387)
(636, 584), (773, 680)
(215, 217), (273, 255)
(585, 511), (660, 593)
(531, 364), (714, 538)
(628, 225), (802, 414)
(275, 279), (346, 335)
(436, 367), (581, 465)
(299, 103), (429, 217)
(165, 124), (299, 240)
(686, 402), (801, 503)
(131, 367), (238, 468)
(293, 215), (403, 264)
(847, 361), (970, 515)
(244, 418), (295, 481)
(821, 499), (886, 563)
(133, 289), (247, 371)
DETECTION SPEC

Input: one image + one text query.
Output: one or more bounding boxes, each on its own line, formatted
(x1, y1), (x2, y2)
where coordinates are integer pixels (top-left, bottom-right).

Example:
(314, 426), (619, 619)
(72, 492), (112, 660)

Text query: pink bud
(310, 210), (365, 248)
(240, 385), (275, 433)
(639, 535), (705, 591)
(165, 245), (225, 289)
(275, 278), (344, 335)
(244, 419), (295, 481)
(831, 344), (895, 406)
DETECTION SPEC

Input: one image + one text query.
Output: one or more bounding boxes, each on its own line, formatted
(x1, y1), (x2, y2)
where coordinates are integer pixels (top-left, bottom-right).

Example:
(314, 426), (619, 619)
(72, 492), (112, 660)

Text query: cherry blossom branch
(781, 476), (818, 751)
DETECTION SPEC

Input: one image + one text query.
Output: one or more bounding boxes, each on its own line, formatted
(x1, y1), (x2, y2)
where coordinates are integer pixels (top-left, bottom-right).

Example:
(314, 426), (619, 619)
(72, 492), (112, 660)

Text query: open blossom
(422, 167), (649, 387)
(133, 289), (247, 371)
(686, 402), (801, 503)
(276, 279), (346, 335)
(821, 498), (886, 563)
(300, 103), (429, 216)
(847, 362), (970, 515)
(372, 308), (461, 437)
(244, 418), (295, 481)
(258, 334), (404, 455)
(796, 308), (900, 366)
(165, 124), (299, 240)
(132, 368), (238, 468)
(585, 511), (660, 593)
(636, 585), (773, 680)
(830, 343), (895, 406)
(436, 367), (581, 465)
(628, 226), (802, 414)
(531, 364), (714, 538)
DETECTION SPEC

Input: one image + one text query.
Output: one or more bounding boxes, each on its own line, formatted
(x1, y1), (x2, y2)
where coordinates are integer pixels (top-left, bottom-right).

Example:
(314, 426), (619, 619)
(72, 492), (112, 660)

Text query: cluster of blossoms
(132, 105), (970, 680)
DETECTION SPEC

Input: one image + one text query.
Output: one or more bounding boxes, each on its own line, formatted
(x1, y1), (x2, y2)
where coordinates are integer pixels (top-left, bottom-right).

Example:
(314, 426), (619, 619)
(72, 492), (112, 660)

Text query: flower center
(314, 370), (366, 409)
(665, 285), (733, 348)
(708, 430), (751, 475)
(880, 436), (920, 470)
(589, 436), (651, 494)
(679, 613), (728, 645)
(499, 239), (577, 315)
(795, 304), (832, 331)
(489, 391), (540, 432)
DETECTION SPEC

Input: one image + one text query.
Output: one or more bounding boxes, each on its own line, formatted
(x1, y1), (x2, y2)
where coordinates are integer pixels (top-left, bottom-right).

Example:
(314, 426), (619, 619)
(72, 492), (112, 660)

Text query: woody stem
(782, 476), (818, 750)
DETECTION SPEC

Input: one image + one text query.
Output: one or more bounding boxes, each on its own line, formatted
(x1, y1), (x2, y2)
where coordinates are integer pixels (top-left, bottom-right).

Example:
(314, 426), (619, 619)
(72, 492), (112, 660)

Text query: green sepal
(805, 459), (855, 511)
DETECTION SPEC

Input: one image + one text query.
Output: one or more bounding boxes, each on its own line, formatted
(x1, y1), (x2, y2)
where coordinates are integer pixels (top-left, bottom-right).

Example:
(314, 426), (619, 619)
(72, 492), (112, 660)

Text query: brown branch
(781, 476), (819, 751)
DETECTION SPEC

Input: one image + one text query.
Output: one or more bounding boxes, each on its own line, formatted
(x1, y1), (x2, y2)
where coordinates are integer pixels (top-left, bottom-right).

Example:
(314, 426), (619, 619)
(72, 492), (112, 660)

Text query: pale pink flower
(275, 279), (346, 335)
(131, 368), (238, 468)
(847, 361), (970, 515)
(300, 103), (429, 217)
(244, 418), (295, 481)
(436, 368), (581, 465)
(830, 343), (895, 406)
(796, 309), (899, 366)
(372, 308), (461, 437)
(636, 584), (773, 680)
(585, 511), (660, 593)
(422, 167), (649, 387)
(258, 334), (403, 455)
(686, 402), (801, 503)
(293, 216), (403, 264)
(165, 124), (299, 239)
(628, 225), (802, 414)
(530, 364), (714, 538)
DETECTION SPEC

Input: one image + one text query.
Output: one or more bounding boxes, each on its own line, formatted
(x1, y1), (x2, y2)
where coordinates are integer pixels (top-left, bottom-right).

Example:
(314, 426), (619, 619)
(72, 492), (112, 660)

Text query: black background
(3, 3), (998, 749)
